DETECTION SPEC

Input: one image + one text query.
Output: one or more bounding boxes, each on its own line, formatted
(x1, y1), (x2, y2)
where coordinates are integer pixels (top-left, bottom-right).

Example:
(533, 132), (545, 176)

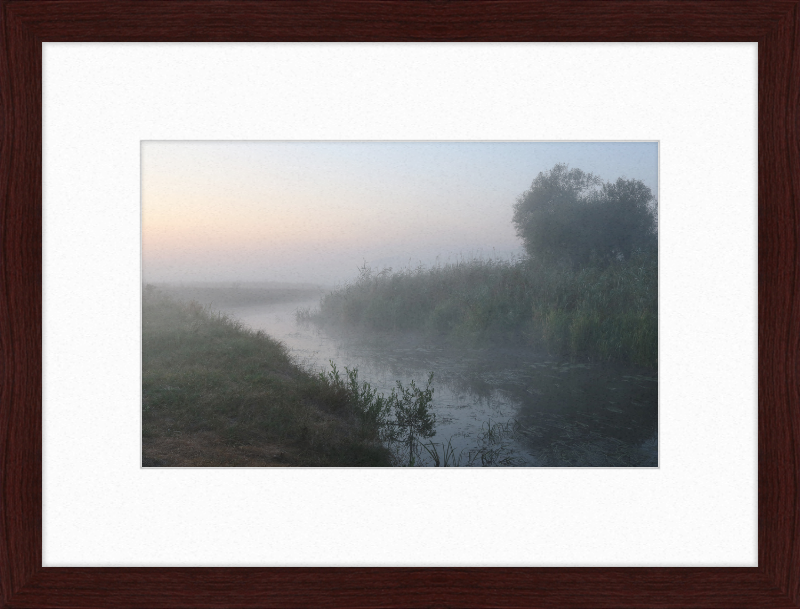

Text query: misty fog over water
(220, 295), (657, 467)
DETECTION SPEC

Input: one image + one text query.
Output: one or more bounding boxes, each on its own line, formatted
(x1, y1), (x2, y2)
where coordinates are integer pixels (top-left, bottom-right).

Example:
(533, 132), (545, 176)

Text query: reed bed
(305, 253), (657, 367)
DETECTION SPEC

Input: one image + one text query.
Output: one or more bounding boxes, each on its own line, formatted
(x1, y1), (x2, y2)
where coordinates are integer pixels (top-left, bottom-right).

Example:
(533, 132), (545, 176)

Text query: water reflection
(225, 298), (658, 467)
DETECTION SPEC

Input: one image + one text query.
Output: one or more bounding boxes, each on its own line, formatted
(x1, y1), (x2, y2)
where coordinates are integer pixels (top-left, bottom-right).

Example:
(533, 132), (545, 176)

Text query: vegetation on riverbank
(143, 287), (439, 466)
(143, 288), (397, 466)
(300, 253), (656, 367)
(299, 164), (658, 368)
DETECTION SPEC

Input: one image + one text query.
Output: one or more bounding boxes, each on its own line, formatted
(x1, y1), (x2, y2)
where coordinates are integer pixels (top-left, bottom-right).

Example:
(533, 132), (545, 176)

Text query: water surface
(223, 298), (658, 467)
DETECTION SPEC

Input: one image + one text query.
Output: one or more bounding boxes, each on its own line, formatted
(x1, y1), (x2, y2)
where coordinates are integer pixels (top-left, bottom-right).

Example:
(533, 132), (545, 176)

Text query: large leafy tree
(512, 163), (657, 267)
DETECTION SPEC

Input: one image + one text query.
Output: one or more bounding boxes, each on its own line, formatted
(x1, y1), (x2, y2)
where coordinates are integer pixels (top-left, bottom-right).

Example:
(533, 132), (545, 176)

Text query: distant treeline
(302, 164), (658, 368)
(150, 283), (325, 309)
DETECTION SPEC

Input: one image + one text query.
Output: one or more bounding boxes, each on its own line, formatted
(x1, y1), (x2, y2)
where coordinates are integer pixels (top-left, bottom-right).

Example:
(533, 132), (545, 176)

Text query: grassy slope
(309, 254), (657, 368)
(142, 289), (392, 466)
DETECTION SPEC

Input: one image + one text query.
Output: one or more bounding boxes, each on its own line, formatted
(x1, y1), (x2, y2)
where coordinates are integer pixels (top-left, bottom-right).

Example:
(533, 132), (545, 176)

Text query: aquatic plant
(420, 419), (526, 467)
(420, 436), (460, 467)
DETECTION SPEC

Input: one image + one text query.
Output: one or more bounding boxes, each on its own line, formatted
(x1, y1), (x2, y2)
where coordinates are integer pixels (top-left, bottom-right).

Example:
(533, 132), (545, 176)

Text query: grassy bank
(142, 287), (393, 466)
(303, 254), (657, 367)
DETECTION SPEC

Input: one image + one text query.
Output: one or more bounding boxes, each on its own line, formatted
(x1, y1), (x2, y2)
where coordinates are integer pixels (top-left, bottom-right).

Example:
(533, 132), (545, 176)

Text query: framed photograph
(2, 1), (794, 606)
(140, 140), (660, 469)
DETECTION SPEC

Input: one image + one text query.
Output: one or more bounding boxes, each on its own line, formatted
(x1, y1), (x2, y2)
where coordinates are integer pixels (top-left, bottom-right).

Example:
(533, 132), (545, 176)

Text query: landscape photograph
(142, 141), (658, 467)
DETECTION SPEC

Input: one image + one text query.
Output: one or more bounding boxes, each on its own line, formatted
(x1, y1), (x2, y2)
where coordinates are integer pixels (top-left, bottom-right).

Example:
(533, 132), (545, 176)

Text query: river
(221, 297), (658, 467)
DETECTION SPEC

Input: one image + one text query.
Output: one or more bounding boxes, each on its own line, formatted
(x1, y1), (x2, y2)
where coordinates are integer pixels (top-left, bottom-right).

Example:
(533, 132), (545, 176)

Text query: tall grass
(305, 252), (657, 367)
(421, 419), (524, 467)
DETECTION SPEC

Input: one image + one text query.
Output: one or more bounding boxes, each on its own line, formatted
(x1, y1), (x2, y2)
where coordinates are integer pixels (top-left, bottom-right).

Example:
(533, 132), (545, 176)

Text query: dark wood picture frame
(1, 1), (797, 607)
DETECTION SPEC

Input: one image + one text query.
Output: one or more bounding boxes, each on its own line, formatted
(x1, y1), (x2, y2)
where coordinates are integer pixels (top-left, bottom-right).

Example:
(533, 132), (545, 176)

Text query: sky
(142, 141), (658, 286)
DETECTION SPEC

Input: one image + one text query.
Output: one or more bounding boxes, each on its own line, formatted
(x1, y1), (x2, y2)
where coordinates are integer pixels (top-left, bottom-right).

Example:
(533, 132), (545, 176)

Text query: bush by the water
(303, 252), (657, 368)
(319, 362), (436, 466)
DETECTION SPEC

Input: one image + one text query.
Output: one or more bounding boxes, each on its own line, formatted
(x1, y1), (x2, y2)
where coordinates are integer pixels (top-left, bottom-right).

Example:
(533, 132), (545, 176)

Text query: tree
(512, 163), (657, 267)
(590, 177), (658, 262)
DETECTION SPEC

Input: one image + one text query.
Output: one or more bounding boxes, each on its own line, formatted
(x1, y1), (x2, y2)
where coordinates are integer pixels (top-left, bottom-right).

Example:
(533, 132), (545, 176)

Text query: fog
(142, 141), (657, 285)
